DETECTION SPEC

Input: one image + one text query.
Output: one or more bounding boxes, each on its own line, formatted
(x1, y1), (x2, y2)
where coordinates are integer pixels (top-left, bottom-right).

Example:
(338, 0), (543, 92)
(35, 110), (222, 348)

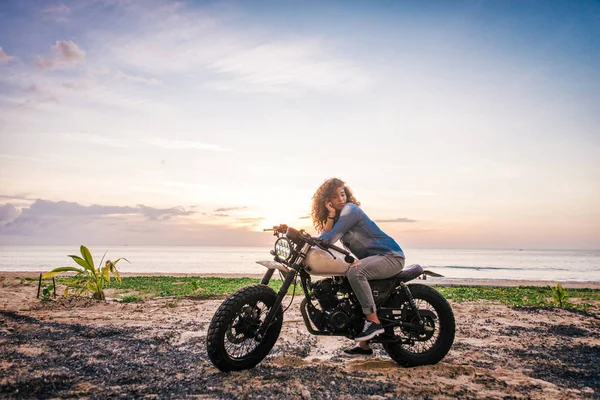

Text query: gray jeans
(345, 254), (405, 315)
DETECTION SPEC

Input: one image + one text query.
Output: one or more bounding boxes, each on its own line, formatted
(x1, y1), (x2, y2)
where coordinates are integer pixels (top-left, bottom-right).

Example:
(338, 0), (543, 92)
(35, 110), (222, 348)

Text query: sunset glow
(1, 0), (599, 249)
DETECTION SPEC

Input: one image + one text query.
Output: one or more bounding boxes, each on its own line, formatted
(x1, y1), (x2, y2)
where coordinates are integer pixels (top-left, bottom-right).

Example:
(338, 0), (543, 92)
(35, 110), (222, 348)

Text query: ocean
(1, 245), (599, 282)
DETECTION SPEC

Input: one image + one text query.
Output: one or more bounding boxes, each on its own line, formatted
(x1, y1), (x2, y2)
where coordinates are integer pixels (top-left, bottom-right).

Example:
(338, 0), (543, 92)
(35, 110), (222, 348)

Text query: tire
(382, 283), (455, 367)
(206, 284), (283, 372)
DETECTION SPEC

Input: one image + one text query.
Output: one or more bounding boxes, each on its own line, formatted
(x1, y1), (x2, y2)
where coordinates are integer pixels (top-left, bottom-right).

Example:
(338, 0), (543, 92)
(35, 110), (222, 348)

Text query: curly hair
(311, 178), (360, 232)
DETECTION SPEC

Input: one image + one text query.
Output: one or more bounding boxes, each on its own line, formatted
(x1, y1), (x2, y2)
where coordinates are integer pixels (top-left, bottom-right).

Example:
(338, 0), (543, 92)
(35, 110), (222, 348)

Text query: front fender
(256, 260), (290, 274)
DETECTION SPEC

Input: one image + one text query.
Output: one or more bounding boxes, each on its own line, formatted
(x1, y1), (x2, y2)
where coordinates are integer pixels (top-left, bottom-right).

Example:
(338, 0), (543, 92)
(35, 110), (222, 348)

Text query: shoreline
(2, 271), (599, 289)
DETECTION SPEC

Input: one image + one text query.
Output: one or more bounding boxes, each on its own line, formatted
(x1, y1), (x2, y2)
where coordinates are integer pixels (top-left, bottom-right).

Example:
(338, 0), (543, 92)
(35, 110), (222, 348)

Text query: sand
(0, 272), (599, 399)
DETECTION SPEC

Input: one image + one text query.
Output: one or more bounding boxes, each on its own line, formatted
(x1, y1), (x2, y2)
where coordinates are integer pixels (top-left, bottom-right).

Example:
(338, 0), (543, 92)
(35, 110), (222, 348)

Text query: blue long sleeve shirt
(319, 203), (404, 260)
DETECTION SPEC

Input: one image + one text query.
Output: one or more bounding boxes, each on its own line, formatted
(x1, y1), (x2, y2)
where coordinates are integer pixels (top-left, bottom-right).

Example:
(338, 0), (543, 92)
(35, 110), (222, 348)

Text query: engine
(309, 278), (358, 333)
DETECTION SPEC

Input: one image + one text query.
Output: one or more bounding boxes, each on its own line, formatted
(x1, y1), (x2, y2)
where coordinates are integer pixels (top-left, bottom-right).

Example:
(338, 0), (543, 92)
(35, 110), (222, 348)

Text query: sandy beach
(1, 272), (599, 399)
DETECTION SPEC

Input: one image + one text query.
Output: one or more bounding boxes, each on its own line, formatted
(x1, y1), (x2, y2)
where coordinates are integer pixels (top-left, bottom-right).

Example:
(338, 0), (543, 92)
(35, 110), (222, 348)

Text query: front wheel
(382, 283), (455, 367)
(206, 284), (283, 372)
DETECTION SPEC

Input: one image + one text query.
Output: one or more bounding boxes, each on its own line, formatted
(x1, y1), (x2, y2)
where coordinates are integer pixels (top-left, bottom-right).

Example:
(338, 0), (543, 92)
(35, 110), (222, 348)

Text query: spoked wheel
(382, 284), (455, 367)
(206, 284), (283, 372)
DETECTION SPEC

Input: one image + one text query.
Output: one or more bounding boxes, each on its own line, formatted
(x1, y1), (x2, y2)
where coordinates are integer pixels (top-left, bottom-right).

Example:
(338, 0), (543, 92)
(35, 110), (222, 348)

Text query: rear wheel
(206, 284), (283, 371)
(382, 284), (455, 367)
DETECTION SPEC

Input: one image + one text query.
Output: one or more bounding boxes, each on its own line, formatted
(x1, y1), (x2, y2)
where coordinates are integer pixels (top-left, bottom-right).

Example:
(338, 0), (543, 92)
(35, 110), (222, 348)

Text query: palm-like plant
(42, 245), (128, 300)
(552, 283), (569, 308)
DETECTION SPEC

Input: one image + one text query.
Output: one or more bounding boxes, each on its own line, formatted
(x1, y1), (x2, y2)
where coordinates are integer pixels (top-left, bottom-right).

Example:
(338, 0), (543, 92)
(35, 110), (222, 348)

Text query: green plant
(120, 295), (143, 303)
(552, 283), (570, 308)
(42, 245), (129, 300)
(40, 283), (54, 302)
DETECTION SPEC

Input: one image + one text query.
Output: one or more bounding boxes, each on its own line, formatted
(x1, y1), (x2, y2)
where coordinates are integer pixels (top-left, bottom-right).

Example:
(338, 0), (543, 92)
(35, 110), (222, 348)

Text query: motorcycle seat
(367, 264), (423, 305)
(393, 264), (423, 282)
(368, 264), (424, 287)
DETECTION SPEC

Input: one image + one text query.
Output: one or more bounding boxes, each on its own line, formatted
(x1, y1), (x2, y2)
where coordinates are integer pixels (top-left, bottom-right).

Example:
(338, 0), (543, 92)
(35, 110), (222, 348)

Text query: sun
(252, 203), (313, 234)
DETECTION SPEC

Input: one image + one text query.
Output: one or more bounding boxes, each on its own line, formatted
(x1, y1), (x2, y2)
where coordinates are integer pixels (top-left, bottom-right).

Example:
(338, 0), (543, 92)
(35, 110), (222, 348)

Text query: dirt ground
(0, 274), (599, 399)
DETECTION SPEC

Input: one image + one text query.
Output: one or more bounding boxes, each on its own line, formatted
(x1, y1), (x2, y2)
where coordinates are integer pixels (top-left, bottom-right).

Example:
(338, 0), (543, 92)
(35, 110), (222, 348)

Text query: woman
(311, 178), (405, 356)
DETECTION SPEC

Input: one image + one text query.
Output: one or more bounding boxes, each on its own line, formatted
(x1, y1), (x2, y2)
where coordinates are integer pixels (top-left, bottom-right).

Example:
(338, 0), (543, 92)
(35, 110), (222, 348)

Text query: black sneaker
(354, 321), (385, 342)
(343, 346), (373, 357)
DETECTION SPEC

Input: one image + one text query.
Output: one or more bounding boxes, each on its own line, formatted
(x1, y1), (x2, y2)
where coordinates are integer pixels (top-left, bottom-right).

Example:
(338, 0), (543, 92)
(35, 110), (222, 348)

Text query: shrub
(552, 283), (570, 308)
(42, 245), (129, 300)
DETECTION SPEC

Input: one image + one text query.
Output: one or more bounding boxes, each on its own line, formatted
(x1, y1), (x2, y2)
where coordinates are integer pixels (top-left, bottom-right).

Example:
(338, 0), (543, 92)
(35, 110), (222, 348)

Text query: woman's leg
(346, 255), (405, 317)
(346, 255), (405, 342)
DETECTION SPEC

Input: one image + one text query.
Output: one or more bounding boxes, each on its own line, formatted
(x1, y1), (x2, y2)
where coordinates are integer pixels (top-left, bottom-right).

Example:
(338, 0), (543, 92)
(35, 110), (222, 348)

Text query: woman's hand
(325, 201), (336, 217)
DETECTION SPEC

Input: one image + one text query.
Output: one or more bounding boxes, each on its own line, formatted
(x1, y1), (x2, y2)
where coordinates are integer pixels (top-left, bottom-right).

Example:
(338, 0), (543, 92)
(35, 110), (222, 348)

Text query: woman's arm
(321, 201), (336, 234)
(320, 203), (362, 243)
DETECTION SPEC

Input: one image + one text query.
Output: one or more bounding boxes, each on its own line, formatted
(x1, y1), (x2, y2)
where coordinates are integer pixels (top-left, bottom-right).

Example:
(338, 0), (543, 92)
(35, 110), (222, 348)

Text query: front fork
(260, 269), (275, 285)
(256, 268), (298, 340)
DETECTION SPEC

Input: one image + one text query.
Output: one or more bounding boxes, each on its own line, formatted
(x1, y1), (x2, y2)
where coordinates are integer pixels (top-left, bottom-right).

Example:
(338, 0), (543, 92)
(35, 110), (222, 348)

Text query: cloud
(214, 206), (247, 212)
(0, 204), (19, 223)
(0, 194), (37, 201)
(142, 138), (229, 152)
(16, 200), (138, 218)
(374, 218), (418, 223)
(116, 70), (162, 85)
(17, 84), (60, 108)
(35, 40), (86, 70)
(206, 206), (250, 218)
(105, 4), (371, 94)
(0, 47), (15, 64)
(58, 133), (129, 148)
(58, 134), (228, 151)
(0, 199), (269, 246)
(42, 4), (70, 14)
(17, 96), (60, 108)
(41, 3), (71, 22)
(24, 84), (39, 93)
(206, 39), (371, 94)
(62, 81), (88, 90)
(0, 200), (195, 233)
(137, 205), (194, 220)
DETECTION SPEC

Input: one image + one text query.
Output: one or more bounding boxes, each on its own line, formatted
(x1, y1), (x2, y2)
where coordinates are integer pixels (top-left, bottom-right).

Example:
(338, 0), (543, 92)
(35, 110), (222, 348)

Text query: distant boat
(518, 249), (523, 251)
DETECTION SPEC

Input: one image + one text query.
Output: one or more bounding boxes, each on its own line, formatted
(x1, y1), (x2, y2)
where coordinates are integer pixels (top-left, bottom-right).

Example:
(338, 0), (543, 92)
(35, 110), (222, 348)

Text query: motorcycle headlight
(274, 237), (292, 261)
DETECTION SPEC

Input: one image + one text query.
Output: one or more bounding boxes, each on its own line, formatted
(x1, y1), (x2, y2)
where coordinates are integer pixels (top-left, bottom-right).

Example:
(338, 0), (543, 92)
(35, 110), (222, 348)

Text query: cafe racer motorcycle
(206, 225), (455, 372)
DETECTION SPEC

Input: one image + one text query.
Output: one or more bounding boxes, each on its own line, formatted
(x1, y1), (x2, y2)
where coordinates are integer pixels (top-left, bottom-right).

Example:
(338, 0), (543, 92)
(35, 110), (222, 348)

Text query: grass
(435, 285), (600, 311)
(34, 276), (599, 311)
(105, 276), (285, 298)
(119, 295), (143, 303)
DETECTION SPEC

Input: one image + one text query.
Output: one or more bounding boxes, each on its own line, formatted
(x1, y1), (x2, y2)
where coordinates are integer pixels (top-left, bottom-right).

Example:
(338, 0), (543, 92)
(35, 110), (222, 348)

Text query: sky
(0, 0), (599, 250)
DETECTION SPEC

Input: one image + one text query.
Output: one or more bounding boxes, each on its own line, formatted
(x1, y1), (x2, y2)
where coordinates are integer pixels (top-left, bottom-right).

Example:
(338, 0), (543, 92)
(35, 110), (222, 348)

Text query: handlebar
(265, 224), (355, 264)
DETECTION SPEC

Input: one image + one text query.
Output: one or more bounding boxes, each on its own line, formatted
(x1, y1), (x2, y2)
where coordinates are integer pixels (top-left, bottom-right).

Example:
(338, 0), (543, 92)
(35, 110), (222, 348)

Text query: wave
(429, 265), (569, 271)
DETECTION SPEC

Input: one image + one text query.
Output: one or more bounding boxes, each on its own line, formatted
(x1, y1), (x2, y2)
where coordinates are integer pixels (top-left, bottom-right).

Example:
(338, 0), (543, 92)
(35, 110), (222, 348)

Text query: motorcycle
(206, 224), (455, 372)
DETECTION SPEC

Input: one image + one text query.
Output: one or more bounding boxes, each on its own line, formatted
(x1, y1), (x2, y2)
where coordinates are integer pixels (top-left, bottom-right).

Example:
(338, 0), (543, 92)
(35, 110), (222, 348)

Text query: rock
(301, 389), (311, 398)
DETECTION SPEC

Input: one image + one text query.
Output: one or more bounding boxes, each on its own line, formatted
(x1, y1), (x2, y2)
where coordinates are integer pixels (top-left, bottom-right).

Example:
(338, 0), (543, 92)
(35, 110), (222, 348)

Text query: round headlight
(274, 237), (292, 261)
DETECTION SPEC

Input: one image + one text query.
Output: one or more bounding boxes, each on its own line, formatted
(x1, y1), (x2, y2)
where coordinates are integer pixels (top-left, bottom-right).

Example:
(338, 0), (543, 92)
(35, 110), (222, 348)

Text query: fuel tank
(303, 247), (352, 276)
